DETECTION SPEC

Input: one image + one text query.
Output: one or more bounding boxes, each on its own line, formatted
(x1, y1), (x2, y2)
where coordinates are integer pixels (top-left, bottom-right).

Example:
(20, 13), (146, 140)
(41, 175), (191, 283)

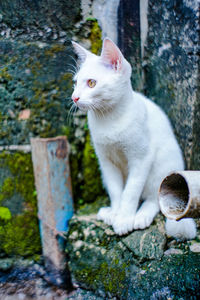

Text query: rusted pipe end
(159, 173), (190, 220)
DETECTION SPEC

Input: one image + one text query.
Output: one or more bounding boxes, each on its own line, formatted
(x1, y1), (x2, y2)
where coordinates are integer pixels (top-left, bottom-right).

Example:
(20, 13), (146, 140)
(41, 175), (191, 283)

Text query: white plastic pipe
(158, 171), (200, 221)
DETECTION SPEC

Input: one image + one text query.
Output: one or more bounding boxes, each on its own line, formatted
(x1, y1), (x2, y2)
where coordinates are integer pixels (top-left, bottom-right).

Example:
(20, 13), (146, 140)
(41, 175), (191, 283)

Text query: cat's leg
(96, 153), (124, 225)
(133, 171), (160, 229)
(134, 197), (159, 229)
(112, 159), (151, 235)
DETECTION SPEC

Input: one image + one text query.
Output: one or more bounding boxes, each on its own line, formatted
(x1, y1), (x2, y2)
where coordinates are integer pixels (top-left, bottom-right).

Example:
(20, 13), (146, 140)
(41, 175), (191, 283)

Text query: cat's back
(135, 91), (175, 137)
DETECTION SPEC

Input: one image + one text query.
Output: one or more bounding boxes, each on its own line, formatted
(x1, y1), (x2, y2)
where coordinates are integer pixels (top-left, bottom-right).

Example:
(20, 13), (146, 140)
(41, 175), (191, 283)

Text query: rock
(0, 258), (14, 271)
(66, 214), (200, 299)
(190, 243), (200, 253)
(164, 248), (183, 256)
(0, 259), (71, 300)
(122, 224), (166, 260)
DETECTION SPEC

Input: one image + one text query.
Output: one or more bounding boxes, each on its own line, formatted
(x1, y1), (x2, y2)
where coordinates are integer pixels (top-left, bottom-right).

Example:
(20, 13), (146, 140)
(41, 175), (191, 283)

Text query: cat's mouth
(75, 101), (90, 112)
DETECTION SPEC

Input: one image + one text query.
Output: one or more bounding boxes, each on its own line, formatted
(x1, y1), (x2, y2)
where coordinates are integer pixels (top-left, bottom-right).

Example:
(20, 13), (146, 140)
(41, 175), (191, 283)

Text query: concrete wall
(0, 0), (82, 258)
(117, 0), (199, 169)
(142, 0), (199, 169)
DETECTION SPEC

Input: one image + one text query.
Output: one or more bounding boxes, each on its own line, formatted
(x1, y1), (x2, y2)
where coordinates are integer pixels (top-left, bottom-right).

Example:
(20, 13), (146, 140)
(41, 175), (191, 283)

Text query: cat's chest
(90, 122), (125, 147)
(89, 118), (130, 174)
(88, 112), (132, 145)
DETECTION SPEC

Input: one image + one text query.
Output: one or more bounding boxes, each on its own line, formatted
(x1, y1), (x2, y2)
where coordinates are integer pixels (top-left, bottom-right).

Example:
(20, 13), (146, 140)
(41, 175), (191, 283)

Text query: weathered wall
(0, 0), (77, 258)
(117, 0), (199, 169)
(142, 0), (199, 169)
(0, 0), (105, 258)
(0, 0), (81, 145)
(118, 0), (143, 91)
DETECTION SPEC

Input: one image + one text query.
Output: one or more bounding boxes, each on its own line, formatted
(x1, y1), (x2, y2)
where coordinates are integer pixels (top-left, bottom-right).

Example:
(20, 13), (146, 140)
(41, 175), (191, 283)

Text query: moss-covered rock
(66, 214), (200, 299)
(0, 151), (41, 257)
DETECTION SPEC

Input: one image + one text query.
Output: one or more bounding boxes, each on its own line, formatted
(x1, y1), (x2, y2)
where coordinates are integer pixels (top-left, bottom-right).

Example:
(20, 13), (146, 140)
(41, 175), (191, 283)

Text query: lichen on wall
(0, 151), (41, 257)
(0, 40), (74, 145)
(144, 0), (199, 169)
(0, 0), (107, 261)
(0, 0), (105, 209)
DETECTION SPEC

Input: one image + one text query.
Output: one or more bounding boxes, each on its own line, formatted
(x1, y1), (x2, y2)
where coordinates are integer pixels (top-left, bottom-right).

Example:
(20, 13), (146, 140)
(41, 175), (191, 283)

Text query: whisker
(67, 101), (77, 126)
(68, 54), (77, 64)
(66, 63), (78, 75)
(67, 69), (76, 76)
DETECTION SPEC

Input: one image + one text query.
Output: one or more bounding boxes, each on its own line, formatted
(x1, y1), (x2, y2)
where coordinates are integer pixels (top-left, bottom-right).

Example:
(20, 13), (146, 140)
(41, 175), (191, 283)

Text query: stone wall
(0, 0), (102, 258)
(142, 0), (199, 169)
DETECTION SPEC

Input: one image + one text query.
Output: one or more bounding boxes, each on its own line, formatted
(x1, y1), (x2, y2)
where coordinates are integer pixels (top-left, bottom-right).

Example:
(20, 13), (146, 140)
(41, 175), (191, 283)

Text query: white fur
(72, 38), (196, 239)
(165, 218), (196, 240)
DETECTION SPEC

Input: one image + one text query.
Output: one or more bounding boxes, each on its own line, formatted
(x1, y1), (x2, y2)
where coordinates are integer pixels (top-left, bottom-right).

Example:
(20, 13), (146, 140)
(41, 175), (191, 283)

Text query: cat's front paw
(97, 207), (116, 225)
(134, 202), (159, 230)
(134, 213), (154, 230)
(112, 214), (135, 235)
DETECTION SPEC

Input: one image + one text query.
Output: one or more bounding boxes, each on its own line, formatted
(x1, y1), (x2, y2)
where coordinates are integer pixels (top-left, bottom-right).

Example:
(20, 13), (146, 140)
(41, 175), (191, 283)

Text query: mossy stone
(66, 214), (200, 298)
(0, 151), (41, 257)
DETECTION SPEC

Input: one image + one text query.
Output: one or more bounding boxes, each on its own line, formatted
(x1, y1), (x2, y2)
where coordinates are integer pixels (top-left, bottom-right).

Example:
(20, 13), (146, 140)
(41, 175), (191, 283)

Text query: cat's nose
(72, 95), (80, 103)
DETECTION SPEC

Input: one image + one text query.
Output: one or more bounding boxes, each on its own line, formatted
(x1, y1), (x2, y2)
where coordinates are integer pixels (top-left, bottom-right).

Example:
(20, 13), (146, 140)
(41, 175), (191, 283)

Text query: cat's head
(71, 38), (132, 112)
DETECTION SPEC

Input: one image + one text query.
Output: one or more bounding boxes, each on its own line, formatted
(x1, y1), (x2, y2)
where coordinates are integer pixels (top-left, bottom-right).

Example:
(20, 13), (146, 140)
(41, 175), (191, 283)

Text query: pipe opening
(159, 173), (189, 219)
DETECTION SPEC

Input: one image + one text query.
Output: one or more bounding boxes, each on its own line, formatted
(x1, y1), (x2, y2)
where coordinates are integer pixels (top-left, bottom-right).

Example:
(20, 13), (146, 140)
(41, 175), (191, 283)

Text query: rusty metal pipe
(158, 171), (200, 221)
(31, 136), (73, 287)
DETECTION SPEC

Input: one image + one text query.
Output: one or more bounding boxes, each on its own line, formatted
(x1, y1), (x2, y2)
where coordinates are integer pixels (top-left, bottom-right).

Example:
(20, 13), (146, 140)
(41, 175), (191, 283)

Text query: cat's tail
(165, 218), (196, 240)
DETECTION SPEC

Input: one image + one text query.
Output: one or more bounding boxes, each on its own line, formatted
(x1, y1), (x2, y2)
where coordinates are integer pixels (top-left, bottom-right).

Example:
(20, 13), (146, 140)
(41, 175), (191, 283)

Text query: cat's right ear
(72, 41), (90, 63)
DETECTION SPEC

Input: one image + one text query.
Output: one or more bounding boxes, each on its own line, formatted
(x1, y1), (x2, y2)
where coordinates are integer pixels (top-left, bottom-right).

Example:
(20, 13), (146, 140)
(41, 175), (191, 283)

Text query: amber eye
(87, 79), (96, 88)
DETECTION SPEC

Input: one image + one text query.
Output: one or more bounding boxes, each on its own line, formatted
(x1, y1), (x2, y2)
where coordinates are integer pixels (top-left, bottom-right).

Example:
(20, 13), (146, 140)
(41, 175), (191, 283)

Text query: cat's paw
(112, 214), (135, 235)
(134, 212), (154, 230)
(134, 201), (159, 230)
(97, 207), (116, 225)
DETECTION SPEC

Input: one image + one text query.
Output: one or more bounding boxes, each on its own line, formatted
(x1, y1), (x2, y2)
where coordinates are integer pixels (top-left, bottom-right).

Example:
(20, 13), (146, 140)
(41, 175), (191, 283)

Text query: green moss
(0, 40), (74, 145)
(0, 66), (12, 81)
(0, 151), (41, 257)
(99, 261), (127, 295)
(89, 20), (102, 55)
(44, 44), (66, 57)
(0, 152), (37, 209)
(72, 258), (128, 297)
(82, 133), (105, 203)
(0, 178), (15, 203)
(77, 197), (109, 216)
(0, 207), (12, 222)
(0, 213), (41, 256)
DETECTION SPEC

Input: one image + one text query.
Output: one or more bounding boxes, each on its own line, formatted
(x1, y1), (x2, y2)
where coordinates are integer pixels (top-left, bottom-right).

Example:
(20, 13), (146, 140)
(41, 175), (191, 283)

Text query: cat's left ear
(72, 41), (91, 63)
(100, 38), (124, 71)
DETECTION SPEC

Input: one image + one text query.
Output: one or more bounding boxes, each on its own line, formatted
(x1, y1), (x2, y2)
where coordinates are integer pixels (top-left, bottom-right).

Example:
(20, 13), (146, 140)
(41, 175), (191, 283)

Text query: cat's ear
(100, 38), (124, 71)
(72, 41), (91, 63)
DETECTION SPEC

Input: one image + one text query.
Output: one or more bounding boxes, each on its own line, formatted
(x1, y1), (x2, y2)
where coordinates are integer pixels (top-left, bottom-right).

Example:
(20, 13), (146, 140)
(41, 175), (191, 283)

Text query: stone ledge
(66, 214), (200, 299)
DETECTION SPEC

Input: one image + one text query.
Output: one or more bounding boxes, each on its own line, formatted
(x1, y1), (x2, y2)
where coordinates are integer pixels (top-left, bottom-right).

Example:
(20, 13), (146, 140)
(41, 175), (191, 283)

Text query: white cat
(71, 38), (196, 240)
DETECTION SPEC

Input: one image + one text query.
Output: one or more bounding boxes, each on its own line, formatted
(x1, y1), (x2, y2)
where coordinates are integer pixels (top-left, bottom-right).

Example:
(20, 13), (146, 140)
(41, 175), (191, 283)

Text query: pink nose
(72, 96), (80, 103)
